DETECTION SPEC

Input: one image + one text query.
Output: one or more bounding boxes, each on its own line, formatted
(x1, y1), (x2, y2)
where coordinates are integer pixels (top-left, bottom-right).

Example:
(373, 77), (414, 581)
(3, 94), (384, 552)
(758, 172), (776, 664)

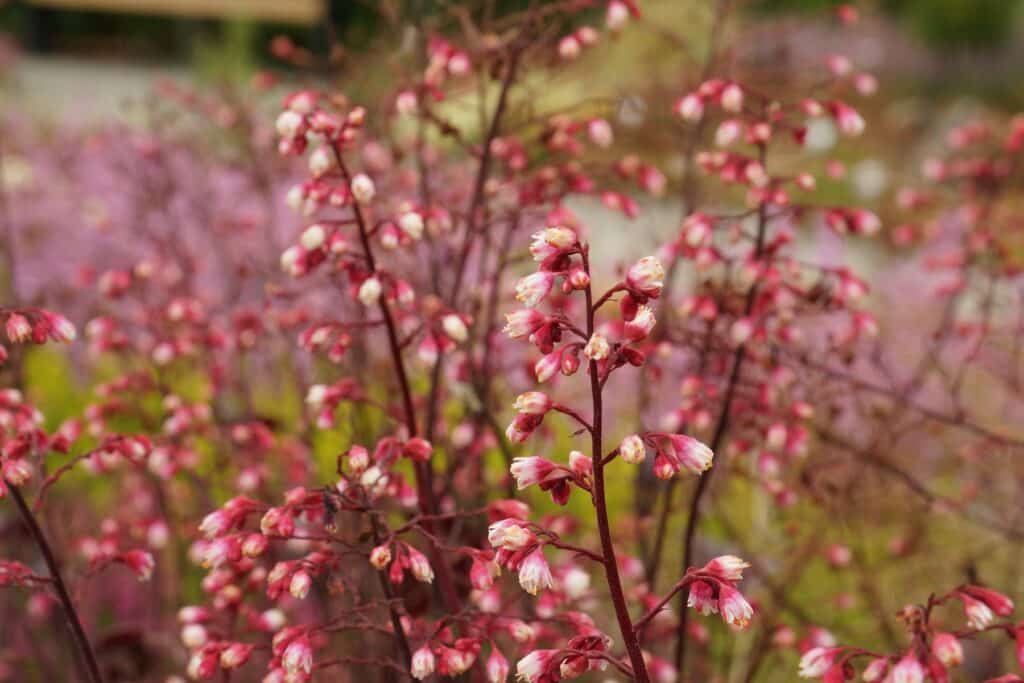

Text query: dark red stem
(8, 482), (104, 683)
(583, 249), (650, 683)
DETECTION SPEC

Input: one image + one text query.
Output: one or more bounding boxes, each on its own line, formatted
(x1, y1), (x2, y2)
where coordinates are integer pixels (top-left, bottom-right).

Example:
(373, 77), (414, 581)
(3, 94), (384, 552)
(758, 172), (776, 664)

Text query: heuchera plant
(2, 2), (1024, 683)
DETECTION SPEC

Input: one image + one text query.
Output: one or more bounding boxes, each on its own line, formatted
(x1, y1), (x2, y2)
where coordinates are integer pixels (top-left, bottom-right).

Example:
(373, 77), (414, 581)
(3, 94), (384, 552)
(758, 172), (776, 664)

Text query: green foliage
(883, 0), (1022, 50)
(191, 19), (259, 83)
(757, 0), (1023, 50)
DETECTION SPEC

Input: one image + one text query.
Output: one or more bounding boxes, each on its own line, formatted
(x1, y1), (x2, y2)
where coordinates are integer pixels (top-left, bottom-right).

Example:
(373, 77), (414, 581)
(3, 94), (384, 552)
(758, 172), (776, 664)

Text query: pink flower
(487, 647), (510, 683)
(619, 434), (646, 464)
(219, 643), (254, 669)
(407, 547), (434, 583)
(587, 118), (613, 148)
(891, 655), (924, 683)
(798, 647), (839, 678)
(358, 276), (383, 306)
(442, 314), (468, 343)
(517, 548), (554, 595)
(529, 227), (577, 261)
(718, 583), (753, 628)
(624, 306), (656, 341)
(657, 434), (714, 476)
(960, 586), (1015, 617)
(932, 632), (963, 667)
(583, 333), (610, 360)
(488, 519), (535, 551)
(513, 392), (553, 415)
(626, 256), (665, 298)
(470, 555), (499, 590)
(289, 570), (312, 599)
(510, 457), (557, 490)
(350, 173), (376, 203)
(960, 593), (996, 630)
(411, 645), (436, 680)
(515, 272), (555, 308)
(516, 649), (557, 683)
(5, 314), (31, 343)
(282, 637), (313, 675)
(687, 580), (718, 616)
(862, 658), (889, 682)
(702, 555), (749, 582)
(720, 83), (744, 112)
(505, 413), (543, 444)
(675, 93), (704, 122)
(534, 352), (561, 383)
(503, 309), (546, 339)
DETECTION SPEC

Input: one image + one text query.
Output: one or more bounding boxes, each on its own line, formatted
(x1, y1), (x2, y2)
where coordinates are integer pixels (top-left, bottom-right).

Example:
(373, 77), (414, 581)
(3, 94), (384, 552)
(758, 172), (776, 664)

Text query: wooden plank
(26, 0), (325, 25)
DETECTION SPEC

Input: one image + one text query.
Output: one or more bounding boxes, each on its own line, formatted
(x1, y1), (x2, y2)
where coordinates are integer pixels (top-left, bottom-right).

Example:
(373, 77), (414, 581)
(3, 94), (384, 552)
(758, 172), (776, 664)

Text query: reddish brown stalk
(371, 516), (413, 673)
(582, 248), (650, 683)
(8, 482), (104, 683)
(446, 45), (522, 306)
(674, 144), (769, 675)
(423, 43), (523, 448)
(332, 149), (461, 616)
(638, 0), (733, 588)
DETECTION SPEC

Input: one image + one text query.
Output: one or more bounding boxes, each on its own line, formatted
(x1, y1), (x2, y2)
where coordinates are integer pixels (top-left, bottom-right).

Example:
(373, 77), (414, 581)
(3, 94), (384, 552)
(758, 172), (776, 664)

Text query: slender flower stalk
(8, 484), (104, 683)
(582, 248), (651, 683)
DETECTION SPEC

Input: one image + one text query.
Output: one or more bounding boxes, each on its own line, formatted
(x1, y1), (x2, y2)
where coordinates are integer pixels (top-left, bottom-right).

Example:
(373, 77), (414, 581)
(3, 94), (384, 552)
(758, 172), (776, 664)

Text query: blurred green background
(1, 0), (1023, 75)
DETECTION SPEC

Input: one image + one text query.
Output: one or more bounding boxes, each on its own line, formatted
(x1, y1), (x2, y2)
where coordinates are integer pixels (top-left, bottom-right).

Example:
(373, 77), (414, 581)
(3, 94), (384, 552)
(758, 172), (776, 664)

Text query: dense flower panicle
(6, 7), (1024, 683)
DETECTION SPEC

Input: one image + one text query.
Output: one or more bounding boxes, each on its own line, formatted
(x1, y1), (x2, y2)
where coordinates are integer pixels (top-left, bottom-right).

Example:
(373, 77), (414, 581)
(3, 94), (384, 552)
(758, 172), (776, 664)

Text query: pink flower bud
(403, 437), (434, 462)
(721, 83), (744, 112)
(282, 637), (313, 675)
(558, 35), (581, 61)
(487, 647), (510, 683)
(535, 352), (561, 383)
(350, 173), (376, 204)
(5, 314), (31, 343)
(299, 224), (326, 251)
(702, 555), (749, 582)
(798, 647), (839, 678)
(411, 645), (436, 680)
(588, 118), (613, 148)
(510, 456), (556, 490)
(932, 633), (963, 668)
(358, 276), (382, 306)
(675, 94), (704, 122)
(369, 544), (392, 570)
(513, 392), (552, 416)
(619, 434), (646, 464)
(289, 571), (312, 599)
(442, 314), (468, 343)
(626, 256), (665, 298)
(624, 306), (656, 341)
(407, 547), (434, 583)
(891, 655), (924, 683)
